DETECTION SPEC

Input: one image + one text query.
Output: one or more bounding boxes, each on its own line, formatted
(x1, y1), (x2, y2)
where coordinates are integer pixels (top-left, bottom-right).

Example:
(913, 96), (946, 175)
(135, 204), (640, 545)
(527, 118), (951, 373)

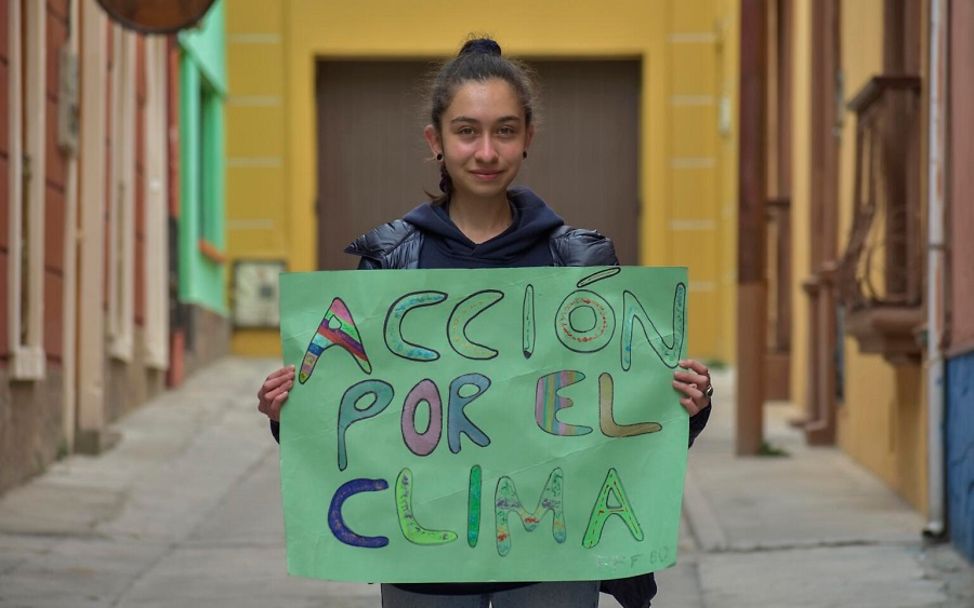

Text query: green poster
(279, 266), (689, 583)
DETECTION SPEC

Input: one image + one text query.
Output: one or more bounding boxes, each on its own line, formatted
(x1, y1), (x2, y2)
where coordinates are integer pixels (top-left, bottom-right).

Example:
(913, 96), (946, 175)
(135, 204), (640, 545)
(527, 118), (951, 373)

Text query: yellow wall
(225, 0), (290, 354)
(835, 0), (929, 513)
(789, 0), (928, 512)
(788, 0), (812, 413)
(716, 0), (739, 367)
(225, 0), (736, 363)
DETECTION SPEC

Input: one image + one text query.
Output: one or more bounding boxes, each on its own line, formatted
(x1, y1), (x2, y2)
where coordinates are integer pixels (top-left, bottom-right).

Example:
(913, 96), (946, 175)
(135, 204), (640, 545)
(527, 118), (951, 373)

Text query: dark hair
(428, 36), (538, 202)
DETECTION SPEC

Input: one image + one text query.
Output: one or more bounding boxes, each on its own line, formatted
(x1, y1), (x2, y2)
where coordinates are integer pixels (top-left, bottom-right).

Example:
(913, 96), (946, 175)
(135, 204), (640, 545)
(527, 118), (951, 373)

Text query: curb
(682, 465), (728, 553)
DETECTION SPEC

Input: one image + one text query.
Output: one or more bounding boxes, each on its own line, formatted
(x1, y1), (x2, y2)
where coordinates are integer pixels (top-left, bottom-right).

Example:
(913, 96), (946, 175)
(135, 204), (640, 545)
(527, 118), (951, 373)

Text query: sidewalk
(666, 369), (974, 608)
(0, 358), (971, 607)
(0, 358), (378, 608)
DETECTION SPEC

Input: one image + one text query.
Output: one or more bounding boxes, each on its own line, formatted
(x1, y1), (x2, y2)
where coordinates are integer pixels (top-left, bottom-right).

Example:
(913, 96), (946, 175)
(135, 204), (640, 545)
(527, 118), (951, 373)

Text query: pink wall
(949, 0), (974, 354)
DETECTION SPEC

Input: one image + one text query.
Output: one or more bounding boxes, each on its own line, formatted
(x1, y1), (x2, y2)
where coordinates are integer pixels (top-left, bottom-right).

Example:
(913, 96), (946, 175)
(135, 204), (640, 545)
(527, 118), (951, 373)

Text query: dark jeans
(380, 581), (601, 608)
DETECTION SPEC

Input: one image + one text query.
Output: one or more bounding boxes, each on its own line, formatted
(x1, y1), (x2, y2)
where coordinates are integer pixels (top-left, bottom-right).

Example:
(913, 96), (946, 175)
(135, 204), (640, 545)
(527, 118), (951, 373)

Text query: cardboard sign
(279, 266), (689, 583)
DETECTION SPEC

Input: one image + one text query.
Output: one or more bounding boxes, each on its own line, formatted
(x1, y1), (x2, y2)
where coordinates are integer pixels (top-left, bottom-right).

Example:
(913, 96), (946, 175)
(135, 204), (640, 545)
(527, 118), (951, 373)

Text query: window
(6, 0), (46, 380)
(197, 81), (223, 260)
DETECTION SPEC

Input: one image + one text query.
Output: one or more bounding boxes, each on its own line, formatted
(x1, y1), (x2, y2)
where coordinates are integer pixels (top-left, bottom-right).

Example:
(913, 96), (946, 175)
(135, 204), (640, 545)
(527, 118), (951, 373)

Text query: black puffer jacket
(345, 220), (619, 269)
(341, 214), (710, 608)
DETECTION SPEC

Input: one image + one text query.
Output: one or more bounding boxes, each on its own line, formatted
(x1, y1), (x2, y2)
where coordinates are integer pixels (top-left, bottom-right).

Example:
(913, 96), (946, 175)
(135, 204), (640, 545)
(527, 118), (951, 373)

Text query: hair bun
(459, 38), (502, 57)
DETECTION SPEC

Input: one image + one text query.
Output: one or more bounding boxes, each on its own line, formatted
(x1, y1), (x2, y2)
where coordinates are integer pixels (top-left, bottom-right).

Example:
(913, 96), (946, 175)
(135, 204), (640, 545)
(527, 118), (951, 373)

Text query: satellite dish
(95, 0), (217, 34)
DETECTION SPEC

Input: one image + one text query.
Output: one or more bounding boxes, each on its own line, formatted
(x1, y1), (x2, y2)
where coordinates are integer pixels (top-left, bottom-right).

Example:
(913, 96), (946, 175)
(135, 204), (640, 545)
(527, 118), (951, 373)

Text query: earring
(436, 153), (443, 161)
(523, 151), (528, 159)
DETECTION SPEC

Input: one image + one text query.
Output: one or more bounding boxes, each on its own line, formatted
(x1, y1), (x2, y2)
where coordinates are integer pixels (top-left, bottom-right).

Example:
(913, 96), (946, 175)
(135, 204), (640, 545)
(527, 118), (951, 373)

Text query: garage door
(316, 60), (640, 269)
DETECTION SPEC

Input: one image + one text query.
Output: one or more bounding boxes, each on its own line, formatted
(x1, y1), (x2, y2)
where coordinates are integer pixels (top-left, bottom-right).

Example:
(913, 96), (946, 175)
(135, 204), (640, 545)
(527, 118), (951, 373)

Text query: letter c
(328, 478), (390, 548)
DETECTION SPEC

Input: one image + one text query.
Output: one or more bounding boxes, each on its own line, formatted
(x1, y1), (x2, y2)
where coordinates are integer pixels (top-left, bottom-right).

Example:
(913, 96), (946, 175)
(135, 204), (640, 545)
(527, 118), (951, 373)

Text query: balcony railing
(836, 75), (924, 363)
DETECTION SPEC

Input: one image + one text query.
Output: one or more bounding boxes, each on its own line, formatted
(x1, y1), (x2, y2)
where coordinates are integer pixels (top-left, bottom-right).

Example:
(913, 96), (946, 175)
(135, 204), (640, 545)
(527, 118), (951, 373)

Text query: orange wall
(43, 0), (71, 362)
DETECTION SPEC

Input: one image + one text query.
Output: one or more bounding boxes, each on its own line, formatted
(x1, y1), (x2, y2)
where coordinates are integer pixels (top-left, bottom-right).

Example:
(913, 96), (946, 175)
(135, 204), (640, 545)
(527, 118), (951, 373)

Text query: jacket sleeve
(688, 404), (711, 447)
(356, 256), (383, 270)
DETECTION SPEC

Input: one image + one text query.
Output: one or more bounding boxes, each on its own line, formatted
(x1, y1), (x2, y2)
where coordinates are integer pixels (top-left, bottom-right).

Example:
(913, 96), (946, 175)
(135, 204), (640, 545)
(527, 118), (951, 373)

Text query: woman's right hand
(258, 365), (295, 421)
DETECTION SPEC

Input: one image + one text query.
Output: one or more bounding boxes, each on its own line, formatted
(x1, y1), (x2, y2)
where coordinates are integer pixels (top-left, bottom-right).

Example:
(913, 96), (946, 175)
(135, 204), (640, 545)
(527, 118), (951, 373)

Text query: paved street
(0, 357), (971, 607)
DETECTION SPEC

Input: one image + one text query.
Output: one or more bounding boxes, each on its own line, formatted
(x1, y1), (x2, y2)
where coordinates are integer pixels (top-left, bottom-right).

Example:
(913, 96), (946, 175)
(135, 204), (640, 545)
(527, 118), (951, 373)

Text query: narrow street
(0, 358), (971, 607)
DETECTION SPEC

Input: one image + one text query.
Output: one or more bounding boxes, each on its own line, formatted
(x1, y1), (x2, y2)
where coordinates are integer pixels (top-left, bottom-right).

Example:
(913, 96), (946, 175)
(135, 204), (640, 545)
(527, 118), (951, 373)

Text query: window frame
(197, 79), (224, 259)
(6, 0), (47, 380)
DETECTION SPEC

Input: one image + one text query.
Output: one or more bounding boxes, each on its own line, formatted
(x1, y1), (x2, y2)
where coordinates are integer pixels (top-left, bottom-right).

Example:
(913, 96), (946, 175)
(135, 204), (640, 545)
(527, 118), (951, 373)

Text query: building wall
(946, 0), (974, 563)
(0, 0), (71, 492)
(947, 353), (974, 561)
(788, 0), (811, 412)
(224, 0), (288, 356)
(78, 19), (173, 452)
(0, 0), (8, 362)
(716, 0), (739, 373)
(135, 36), (146, 335)
(948, 0), (974, 354)
(178, 0), (228, 317)
(224, 0), (738, 364)
(175, 0), (230, 374)
(101, 31), (167, 426)
(788, 0), (929, 511)
(44, 0), (69, 366)
(1, 0), (195, 494)
(0, 370), (65, 492)
(166, 36), (184, 386)
(104, 334), (166, 423)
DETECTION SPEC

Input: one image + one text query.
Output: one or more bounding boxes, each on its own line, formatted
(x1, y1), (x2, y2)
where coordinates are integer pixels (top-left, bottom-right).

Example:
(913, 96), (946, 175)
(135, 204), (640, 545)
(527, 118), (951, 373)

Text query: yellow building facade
(788, 0), (929, 512)
(223, 0), (739, 365)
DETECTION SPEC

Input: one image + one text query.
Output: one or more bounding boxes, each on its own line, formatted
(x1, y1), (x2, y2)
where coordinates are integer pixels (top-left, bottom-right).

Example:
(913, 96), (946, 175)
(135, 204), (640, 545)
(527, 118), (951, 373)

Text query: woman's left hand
(672, 359), (713, 416)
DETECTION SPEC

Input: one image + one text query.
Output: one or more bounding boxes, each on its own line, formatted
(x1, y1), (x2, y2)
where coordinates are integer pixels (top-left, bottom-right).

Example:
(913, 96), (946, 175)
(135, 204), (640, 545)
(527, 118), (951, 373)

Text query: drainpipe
(924, 0), (947, 539)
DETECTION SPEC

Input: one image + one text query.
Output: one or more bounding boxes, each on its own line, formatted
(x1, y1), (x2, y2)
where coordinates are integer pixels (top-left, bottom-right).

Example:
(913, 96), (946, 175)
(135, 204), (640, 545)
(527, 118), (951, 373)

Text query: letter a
(582, 467), (644, 548)
(299, 297), (372, 383)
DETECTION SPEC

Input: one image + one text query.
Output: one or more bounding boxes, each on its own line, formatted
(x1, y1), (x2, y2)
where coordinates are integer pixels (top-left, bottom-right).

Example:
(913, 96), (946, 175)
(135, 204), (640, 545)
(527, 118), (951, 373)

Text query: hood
(402, 187), (565, 266)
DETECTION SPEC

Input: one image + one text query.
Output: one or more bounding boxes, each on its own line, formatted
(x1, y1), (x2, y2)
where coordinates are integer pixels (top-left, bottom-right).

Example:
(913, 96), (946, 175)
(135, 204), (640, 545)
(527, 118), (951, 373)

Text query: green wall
(179, 0), (227, 314)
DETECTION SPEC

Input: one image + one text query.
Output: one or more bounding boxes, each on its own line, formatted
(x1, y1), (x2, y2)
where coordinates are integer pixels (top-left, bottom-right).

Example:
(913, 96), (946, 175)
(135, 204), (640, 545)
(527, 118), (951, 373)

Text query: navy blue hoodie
(393, 189), (573, 596)
(403, 187), (565, 269)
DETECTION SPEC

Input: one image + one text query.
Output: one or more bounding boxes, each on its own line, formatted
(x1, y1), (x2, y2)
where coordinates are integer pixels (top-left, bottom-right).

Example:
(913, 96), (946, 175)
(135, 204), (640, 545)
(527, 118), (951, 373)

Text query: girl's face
(425, 78), (533, 203)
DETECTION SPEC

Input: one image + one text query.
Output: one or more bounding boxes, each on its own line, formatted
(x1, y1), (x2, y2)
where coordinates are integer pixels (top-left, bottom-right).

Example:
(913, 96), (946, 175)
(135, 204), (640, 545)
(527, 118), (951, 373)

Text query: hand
(258, 365), (295, 421)
(672, 359), (713, 416)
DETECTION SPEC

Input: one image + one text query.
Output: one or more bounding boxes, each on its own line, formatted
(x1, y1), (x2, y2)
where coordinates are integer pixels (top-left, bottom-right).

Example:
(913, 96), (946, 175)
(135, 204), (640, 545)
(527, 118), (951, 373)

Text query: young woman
(258, 37), (714, 608)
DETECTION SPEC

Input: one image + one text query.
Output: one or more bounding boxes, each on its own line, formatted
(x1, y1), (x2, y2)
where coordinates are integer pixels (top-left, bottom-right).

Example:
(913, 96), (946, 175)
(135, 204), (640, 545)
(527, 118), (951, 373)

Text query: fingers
(258, 386), (289, 421)
(258, 365), (295, 400)
(672, 380), (704, 402)
(673, 379), (707, 416)
(263, 382), (290, 402)
(675, 359), (713, 411)
(679, 396), (701, 416)
(269, 365), (294, 380)
(264, 389), (289, 421)
(258, 365), (295, 421)
(673, 370), (708, 386)
(679, 358), (710, 376)
(259, 373), (292, 400)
